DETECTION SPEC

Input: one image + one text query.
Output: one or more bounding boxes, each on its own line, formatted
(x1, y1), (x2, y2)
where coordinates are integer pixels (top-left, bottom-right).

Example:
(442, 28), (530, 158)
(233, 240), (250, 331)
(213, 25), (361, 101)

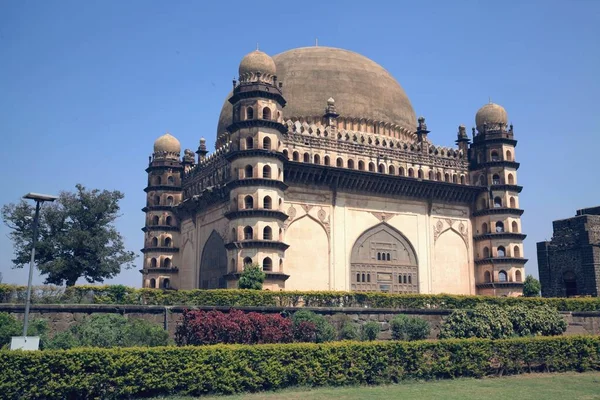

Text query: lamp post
(21, 192), (58, 338)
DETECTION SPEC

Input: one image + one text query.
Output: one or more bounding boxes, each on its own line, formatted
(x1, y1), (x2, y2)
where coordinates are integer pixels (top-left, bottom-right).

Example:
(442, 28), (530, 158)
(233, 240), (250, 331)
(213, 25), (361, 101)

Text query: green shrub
(439, 304), (513, 339)
(523, 275), (541, 297)
(291, 310), (336, 343)
(0, 312), (21, 348)
(360, 321), (380, 341)
(45, 314), (168, 349)
(2, 283), (600, 312)
(237, 263), (265, 290)
(339, 320), (359, 340)
(390, 314), (430, 341)
(507, 304), (567, 336)
(439, 304), (567, 339)
(0, 336), (598, 399)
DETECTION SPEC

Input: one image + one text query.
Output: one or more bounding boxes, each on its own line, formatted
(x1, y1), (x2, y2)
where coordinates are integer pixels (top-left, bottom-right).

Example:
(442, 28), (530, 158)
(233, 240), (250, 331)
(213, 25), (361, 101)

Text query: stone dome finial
(238, 50), (276, 80)
(153, 132), (181, 154)
(475, 102), (508, 131)
(327, 97), (335, 105)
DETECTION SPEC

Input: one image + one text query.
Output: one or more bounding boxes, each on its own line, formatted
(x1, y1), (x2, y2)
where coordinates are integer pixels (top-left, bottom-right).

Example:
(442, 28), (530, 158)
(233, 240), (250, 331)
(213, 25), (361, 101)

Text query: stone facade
(140, 46), (527, 296)
(538, 206), (600, 297)
(2, 304), (598, 340)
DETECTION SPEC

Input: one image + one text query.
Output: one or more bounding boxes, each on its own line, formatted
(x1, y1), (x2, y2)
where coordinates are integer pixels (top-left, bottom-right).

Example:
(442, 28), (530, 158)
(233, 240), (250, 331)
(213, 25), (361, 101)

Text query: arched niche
(199, 230), (227, 289)
(350, 223), (418, 293)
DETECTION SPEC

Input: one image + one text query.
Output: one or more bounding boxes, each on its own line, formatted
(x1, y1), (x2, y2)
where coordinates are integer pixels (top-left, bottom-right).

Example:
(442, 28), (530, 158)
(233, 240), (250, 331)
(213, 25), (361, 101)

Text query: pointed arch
(351, 223), (418, 294)
(199, 230), (227, 289)
(433, 229), (470, 294)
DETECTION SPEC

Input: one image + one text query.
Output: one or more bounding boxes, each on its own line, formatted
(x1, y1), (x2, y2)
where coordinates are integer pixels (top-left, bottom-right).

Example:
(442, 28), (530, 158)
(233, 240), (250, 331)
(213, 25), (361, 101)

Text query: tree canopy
(523, 275), (542, 297)
(237, 263), (265, 290)
(1, 184), (136, 286)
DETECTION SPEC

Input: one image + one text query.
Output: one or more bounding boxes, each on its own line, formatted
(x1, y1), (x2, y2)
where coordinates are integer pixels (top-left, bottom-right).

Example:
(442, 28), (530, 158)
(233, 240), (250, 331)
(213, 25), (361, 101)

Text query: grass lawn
(156, 371), (600, 400)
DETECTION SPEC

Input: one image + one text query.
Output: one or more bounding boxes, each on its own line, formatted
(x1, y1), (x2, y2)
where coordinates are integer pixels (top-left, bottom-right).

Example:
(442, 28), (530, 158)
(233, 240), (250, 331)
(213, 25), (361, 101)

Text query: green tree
(523, 275), (541, 297)
(237, 263), (265, 290)
(1, 184), (136, 286)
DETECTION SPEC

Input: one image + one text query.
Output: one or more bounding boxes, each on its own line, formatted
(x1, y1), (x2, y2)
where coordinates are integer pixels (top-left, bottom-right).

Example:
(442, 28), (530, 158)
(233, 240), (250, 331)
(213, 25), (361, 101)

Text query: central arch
(350, 223), (418, 293)
(199, 230), (227, 289)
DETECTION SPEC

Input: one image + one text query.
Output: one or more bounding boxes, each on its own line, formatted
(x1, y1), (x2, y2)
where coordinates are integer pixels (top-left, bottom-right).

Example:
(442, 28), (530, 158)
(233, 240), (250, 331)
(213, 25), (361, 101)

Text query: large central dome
(217, 46), (417, 141)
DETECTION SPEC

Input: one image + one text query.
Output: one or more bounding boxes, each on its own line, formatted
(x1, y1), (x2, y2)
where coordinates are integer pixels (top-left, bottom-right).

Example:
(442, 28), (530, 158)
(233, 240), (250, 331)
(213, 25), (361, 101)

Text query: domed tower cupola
(153, 132), (181, 160)
(238, 50), (277, 85)
(475, 102), (508, 134)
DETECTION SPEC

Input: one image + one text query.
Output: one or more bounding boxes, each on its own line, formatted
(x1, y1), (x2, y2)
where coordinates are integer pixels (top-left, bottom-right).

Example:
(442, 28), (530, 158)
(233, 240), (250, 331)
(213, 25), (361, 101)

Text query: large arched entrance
(199, 230), (227, 289)
(350, 223), (419, 293)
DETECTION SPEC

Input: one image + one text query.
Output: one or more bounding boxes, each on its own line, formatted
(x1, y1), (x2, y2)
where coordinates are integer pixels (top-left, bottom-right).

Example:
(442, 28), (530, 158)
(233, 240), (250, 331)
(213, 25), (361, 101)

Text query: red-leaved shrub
(175, 309), (297, 345)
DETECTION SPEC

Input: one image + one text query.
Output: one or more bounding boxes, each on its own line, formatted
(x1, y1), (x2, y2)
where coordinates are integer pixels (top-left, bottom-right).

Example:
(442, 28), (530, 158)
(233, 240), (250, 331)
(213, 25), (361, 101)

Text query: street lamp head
(23, 193), (58, 202)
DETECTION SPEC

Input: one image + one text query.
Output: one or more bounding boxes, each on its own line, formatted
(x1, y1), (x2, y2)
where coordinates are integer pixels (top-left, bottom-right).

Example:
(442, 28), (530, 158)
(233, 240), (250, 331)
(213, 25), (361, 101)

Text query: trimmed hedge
(1, 336), (599, 399)
(2, 284), (600, 311)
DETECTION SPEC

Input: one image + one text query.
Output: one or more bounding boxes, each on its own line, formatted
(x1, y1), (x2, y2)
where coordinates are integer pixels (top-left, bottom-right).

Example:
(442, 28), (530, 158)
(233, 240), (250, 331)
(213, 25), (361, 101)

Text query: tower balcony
(224, 240), (289, 251)
(142, 225), (180, 233)
(475, 257), (528, 266)
(224, 209), (289, 222)
(144, 185), (183, 193)
(473, 232), (527, 241)
(140, 246), (180, 254)
(472, 207), (524, 217)
(489, 184), (523, 193)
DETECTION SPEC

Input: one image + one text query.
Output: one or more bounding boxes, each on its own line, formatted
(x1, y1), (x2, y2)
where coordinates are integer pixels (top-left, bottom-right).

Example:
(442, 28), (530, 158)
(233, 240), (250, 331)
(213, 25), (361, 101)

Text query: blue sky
(1, 0), (598, 287)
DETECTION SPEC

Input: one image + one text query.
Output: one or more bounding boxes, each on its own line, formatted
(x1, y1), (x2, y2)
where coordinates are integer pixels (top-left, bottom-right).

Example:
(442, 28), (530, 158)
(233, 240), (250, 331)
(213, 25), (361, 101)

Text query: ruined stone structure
(141, 46), (526, 295)
(538, 206), (600, 297)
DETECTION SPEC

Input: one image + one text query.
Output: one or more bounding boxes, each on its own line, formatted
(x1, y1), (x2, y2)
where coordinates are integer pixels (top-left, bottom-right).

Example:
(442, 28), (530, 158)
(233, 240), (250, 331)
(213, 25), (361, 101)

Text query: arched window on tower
(369, 162), (375, 172)
(324, 155), (330, 166)
(493, 174), (501, 185)
(245, 165), (253, 178)
(428, 171), (434, 180)
(293, 151), (299, 161)
(246, 106), (254, 120)
(262, 107), (271, 120)
(408, 168), (414, 177)
(484, 271), (491, 283)
(263, 257), (272, 271)
(494, 197), (503, 208)
(444, 173), (450, 182)
(506, 150), (512, 161)
(337, 158), (343, 167)
(152, 215), (159, 225)
(436, 172), (442, 181)
(304, 153), (310, 163)
(498, 270), (507, 282)
(163, 258), (171, 268)
(166, 216), (172, 226)
(314, 154), (321, 164)
(460, 175), (466, 184)
(491, 150), (500, 161)
(262, 137), (271, 150)
(156, 176), (162, 185)
(149, 278), (156, 288)
(348, 159), (355, 169)
(246, 137), (254, 149)
(452, 174), (458, 183)
(151, 237), (158, 247)
(511, 221), (518, 232)
(154, 196), (161, 205)
(283, 149), (289, 159)
(482, 222), (489, 234)
(150, 258), (157, 268)
(483, 247), (490, 258)
(244, 195), (254, 209)
(163, 278), (170, 289)
(262, 165), (271, 179)
(358, 160), (365, 170)
(510, 197), (516, 208)
(515, 270), (522, 282)
(514, 246), (521, 258)
(399, 167), (405, 176)
(389, 165), (395, 175)
(378, 164), (385, 173)
(497, 246), (506, 257)
(243, 226), (253, 240)
(167, 176), (174, 185)
(263, 226), (272, 240)
(263, 196), (272, 209)
(164, 237), (172, 247)
(508, 173), (515, 185)
(243, 257), (253, 265)
(495, 221), (504, 233)
(419, 169), (425, 179)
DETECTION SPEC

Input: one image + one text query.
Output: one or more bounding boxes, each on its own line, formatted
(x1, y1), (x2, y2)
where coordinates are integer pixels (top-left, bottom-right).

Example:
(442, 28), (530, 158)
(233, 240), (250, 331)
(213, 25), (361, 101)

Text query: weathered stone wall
(2, 304), (599, 340)
(538, 211), (600, 297)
